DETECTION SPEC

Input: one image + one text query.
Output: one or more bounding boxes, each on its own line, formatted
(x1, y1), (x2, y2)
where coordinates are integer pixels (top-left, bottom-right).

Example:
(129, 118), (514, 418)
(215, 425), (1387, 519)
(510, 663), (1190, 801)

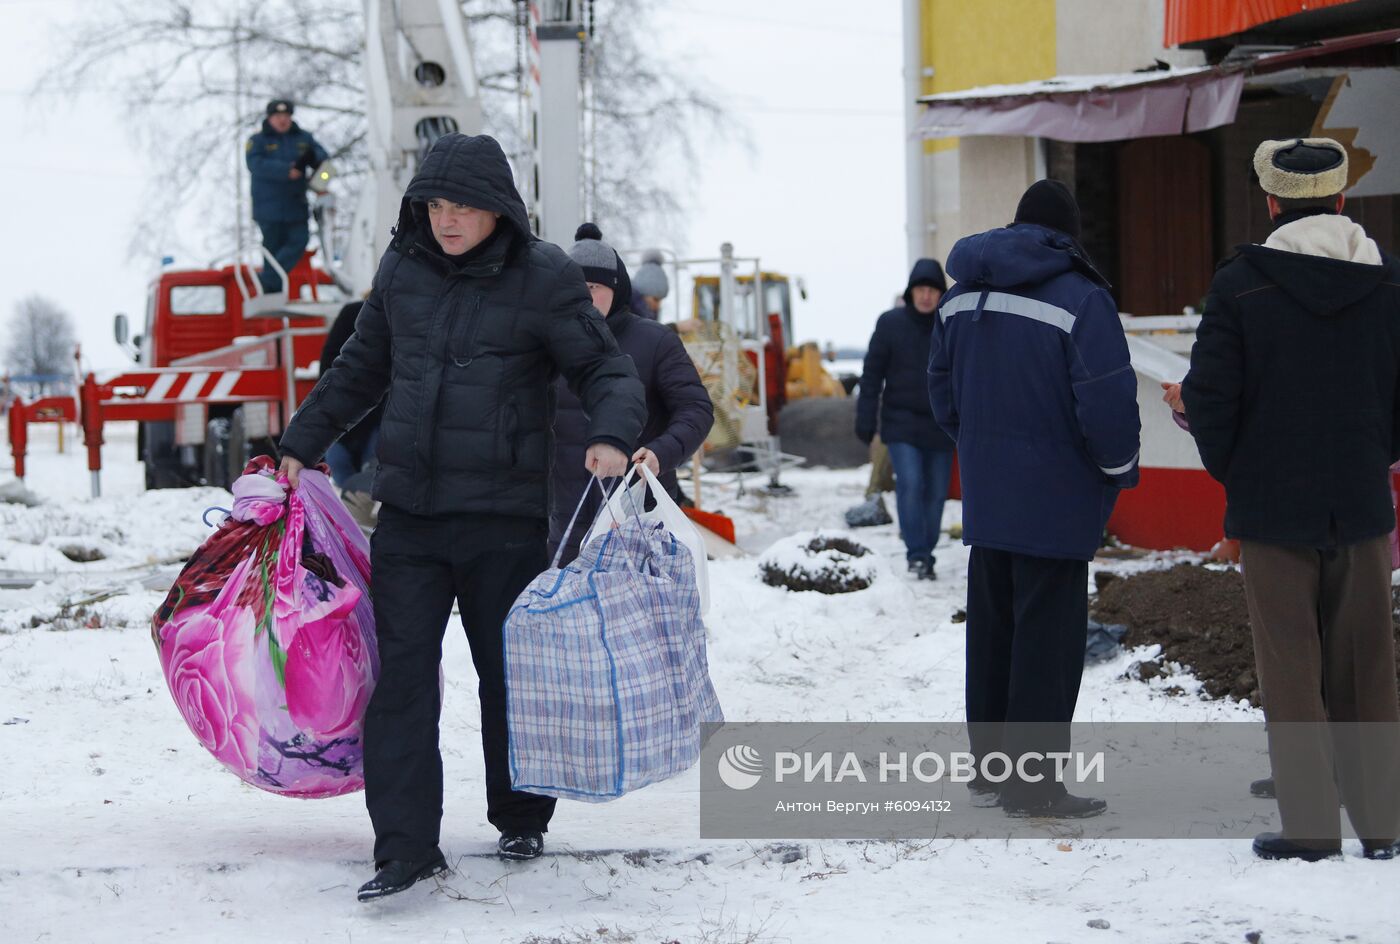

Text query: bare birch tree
(5, 296), (79, 392)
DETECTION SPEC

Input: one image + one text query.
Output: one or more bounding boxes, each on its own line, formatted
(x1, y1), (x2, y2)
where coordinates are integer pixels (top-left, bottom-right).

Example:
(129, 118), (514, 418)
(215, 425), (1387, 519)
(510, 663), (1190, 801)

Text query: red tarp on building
(1165, 0), (1362, 46)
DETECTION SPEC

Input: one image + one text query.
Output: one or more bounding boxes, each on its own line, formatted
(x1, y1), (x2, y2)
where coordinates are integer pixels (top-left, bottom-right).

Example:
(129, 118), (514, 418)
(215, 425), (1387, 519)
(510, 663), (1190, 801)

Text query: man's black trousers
(365, 505), (556, 865)
(965, 546), (1089, 807)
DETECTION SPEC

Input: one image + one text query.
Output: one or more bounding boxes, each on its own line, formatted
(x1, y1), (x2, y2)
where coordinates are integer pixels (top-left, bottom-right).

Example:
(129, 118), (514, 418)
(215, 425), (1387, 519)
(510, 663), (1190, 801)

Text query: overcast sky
(0, 0), (906, 371)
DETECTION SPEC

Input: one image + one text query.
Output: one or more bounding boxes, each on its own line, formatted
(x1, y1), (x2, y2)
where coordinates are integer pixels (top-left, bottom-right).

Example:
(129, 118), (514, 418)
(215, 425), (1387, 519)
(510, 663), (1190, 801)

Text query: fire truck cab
(111, 251), (343, 490)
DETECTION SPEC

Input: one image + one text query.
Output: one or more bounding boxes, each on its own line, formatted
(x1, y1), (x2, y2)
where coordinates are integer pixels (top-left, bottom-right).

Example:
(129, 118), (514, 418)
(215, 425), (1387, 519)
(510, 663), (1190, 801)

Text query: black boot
(1362, 840), (1399, 860)
(1003, 793), (1107, 819)
(1252, 832), (1341, 862)
(497, 830), (544, 861)
(968, 784), (999, 808)
(1249, 776), (1275, 798)
(356, 853), (449, 902)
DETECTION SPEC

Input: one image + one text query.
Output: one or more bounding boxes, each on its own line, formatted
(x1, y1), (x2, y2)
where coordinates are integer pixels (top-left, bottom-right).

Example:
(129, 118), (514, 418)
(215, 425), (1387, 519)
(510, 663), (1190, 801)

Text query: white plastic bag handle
(634, 464), (711, 615)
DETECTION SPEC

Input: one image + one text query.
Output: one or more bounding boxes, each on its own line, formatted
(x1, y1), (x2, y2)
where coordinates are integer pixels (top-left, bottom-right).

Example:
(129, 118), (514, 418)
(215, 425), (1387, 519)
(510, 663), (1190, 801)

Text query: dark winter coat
(245, 120), (328, 223)
(630, 288), (660, 321)
(317, 301), (382, 457)
(929, 223), (1140, 561)
(1181, 210), (1400, 547)
(550, 274), (714, 558)
(856, 259), (955, 451)
(279, 133), (646, 519)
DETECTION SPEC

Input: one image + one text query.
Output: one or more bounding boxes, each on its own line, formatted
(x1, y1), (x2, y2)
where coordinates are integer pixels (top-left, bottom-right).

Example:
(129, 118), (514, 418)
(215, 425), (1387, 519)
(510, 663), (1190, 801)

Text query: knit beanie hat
(567, 223), (618, 289)
(632, 250), (670, 299)
(1013, 179), (1082, 240)
(266, 99), (294, 116)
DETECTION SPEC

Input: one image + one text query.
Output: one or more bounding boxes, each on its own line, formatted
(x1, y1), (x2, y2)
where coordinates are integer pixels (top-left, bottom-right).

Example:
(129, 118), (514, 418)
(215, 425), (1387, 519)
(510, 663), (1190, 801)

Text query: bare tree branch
(41, 0), (740, 258)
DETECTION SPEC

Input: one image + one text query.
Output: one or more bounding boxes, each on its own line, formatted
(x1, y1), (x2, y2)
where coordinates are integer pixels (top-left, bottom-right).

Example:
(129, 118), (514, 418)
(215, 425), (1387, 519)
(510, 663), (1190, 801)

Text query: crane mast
(528, 1), (586, 248)
(345, 0), (486, 294)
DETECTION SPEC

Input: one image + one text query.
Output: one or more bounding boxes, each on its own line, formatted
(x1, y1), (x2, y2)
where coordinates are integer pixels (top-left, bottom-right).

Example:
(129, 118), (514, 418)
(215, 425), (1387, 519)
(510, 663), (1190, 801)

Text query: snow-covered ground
(2, 424), (1397, 943)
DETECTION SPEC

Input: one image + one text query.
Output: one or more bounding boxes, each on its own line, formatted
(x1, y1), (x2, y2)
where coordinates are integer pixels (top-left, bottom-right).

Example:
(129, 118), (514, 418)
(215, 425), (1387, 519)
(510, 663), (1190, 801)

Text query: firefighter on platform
(245, 99), (328, 295)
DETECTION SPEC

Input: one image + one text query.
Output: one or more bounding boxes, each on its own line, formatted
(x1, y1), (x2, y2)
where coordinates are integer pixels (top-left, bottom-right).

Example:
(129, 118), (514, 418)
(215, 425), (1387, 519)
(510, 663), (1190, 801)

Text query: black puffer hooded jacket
(279, 133), (645, 518)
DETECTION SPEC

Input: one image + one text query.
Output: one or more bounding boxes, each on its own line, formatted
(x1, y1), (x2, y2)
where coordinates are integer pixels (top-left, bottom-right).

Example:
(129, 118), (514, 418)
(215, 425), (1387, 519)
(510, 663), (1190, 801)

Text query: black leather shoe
(356, 854), (449, 902)
(497, 830), (544, 860)
(1362, 840), (1399, 860)
(1003, 793), (1108, 819)
(1249, 776), (1275, 798)
(1252, 832), (1341, 862)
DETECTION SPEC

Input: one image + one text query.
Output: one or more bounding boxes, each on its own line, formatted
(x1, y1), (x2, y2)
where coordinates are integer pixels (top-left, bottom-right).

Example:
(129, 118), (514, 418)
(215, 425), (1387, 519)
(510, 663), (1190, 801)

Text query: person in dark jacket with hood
(929, 179), (1139, 819)
(318, 300), (383, 528)
(550, 224), (714, 564)
(1182, 138), (1400, 863)
(277, 133), (645, 901)
(856, 258), (954, 578)
(318, 300), (383, 489)
(246, 99), (328, 294)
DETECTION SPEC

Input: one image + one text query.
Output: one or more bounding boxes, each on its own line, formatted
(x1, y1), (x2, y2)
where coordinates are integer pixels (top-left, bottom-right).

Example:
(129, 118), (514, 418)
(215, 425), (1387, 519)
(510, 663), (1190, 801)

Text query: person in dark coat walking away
(630, 249), (669, 320)
(1181, 137), (1400, 863)
(929, 179), (1139, 818)
(550, 224), (714, 564)
(318, 300), (383, 528)
(318, 301), (383, 488)
(276, 133), (645, 900)
(246, 99), (329, 294)
(856, 259), (954, 578)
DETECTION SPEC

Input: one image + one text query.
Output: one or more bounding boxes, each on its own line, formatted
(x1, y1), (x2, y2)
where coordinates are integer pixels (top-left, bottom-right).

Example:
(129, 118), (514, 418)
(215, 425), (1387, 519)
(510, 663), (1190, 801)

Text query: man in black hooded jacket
(277, 133), (645, 900)
(856, 258), (955, 578)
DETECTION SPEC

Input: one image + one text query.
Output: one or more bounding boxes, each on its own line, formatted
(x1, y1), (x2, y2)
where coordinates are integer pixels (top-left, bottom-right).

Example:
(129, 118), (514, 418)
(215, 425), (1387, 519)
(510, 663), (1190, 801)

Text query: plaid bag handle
(550, 472), (646, 571)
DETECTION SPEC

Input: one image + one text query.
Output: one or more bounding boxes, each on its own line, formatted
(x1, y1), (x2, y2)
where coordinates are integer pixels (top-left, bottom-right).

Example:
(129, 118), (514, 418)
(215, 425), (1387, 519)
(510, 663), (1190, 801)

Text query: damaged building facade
(901, 0), (1400, 550)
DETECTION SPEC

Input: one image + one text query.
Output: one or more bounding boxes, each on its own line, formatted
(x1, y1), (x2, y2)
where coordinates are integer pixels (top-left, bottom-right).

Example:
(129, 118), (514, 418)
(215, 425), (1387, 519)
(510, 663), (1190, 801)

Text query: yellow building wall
(920, 0), (1059, 152)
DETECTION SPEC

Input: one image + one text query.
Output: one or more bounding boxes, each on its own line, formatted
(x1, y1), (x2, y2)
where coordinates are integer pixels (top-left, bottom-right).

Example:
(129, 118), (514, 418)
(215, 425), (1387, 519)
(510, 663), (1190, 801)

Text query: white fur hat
(1253, 137), (1349, 199)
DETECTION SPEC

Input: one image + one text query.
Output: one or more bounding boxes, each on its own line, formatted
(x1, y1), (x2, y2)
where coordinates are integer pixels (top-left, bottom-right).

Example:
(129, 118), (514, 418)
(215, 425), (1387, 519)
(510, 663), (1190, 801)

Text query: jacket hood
(902, 257), (947, 308)
(607, 253), (633, 316)
(1238, 240), (1388, 317)
(946, 223), (1107, 291)
(396, 133), (533, 251)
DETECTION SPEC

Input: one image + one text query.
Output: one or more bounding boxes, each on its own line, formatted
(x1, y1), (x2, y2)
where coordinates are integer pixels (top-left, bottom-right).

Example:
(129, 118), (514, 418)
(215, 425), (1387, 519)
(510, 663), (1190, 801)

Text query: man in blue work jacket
(245, 99), (328, 294)
(929, 179), (1140, 819)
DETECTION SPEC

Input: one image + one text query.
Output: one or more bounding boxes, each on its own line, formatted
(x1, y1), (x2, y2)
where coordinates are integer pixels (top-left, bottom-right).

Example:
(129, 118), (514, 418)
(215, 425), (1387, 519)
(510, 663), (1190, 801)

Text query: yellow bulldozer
(689, 272), (846, 407)
(683, 263), (864, 479)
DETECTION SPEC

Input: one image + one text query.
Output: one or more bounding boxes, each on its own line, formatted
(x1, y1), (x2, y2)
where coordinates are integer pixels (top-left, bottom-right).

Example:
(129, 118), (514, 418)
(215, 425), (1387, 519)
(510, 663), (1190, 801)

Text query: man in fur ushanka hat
(1180, 137), (1400, 863)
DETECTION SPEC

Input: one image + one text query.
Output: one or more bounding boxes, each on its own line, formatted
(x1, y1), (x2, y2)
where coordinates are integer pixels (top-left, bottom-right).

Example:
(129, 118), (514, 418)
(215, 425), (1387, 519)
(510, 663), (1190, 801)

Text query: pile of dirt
(1092, 564), (1259, 703)
(1092, 563), (1400, 706)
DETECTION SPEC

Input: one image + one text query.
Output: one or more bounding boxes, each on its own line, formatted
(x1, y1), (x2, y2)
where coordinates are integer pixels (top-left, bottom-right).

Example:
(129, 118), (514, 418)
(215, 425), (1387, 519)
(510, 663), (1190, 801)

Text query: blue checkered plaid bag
(504, 492), (723, 802)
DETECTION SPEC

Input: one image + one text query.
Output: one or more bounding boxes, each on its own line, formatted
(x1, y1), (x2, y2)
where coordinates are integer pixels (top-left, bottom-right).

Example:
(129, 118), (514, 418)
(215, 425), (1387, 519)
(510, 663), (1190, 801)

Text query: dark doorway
(1116, 137), (1214, 316)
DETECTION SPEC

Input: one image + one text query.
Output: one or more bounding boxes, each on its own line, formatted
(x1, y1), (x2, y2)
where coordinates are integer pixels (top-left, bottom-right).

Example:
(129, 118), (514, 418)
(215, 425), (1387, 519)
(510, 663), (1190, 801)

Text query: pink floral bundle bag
(152, 455), (378, 797)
